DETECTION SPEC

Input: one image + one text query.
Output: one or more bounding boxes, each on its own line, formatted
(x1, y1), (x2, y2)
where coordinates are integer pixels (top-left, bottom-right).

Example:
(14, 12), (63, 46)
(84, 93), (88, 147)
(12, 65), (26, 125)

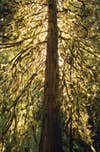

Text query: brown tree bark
(39, 0), (62, 152)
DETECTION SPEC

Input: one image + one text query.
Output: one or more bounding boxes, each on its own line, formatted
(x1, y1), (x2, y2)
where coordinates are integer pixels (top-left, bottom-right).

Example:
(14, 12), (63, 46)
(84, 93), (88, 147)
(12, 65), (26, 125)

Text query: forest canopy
(0, 0), (100, 152)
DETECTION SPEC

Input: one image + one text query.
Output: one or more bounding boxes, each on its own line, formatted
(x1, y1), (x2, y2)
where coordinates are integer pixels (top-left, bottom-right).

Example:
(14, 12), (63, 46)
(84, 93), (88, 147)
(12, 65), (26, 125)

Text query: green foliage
(0, 0), (99, 152)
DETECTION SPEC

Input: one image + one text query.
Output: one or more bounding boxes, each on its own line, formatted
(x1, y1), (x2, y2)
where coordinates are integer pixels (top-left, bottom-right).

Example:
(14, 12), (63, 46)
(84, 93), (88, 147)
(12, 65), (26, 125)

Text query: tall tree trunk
(39, 0), (62, 152)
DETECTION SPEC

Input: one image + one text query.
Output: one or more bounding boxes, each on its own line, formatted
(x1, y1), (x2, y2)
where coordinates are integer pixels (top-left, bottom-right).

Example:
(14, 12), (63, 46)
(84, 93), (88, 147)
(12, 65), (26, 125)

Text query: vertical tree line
(39, 0), (62, 151)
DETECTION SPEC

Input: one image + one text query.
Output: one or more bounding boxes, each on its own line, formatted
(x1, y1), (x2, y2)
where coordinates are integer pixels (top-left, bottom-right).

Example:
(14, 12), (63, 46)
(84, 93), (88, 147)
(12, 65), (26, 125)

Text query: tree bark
(39, 0), (62, 152)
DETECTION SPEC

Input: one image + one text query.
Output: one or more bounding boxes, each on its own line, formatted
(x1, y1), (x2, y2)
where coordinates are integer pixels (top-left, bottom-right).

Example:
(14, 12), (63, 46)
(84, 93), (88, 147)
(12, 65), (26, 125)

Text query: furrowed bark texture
(39, 0), (62, 152)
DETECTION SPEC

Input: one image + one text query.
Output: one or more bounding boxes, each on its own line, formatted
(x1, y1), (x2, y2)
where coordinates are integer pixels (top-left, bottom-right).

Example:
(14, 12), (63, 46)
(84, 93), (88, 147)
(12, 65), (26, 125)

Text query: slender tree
(39, 0), (62, 152)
